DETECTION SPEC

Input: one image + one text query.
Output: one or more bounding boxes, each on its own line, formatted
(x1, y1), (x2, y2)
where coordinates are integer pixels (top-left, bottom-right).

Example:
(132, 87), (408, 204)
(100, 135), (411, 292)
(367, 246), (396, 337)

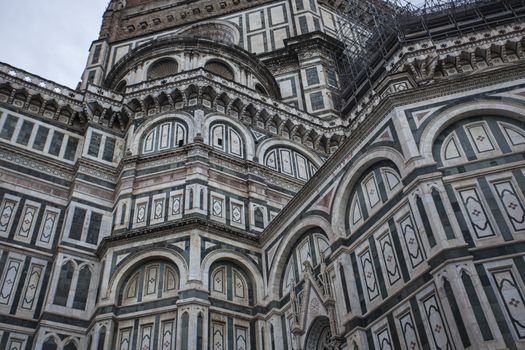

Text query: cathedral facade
(1, 0), (525, 349)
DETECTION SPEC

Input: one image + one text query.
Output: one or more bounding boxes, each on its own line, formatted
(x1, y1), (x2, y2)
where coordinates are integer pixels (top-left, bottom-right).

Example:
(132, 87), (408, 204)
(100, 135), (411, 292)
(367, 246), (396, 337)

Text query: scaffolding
(334, 0), (525, 115)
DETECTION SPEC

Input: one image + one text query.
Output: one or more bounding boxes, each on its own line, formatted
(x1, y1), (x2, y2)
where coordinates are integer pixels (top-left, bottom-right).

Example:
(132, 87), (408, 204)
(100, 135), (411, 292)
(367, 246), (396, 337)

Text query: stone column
(187, 230), (202, 286)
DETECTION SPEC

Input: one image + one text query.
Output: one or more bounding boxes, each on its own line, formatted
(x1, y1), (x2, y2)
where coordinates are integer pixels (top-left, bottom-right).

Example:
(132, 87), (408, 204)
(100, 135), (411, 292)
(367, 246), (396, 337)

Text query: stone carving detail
(399, 214), (425, 269)
(119, 328), (132, 350)
(376, 327), (393, 350)
(399, 312), (421, 350)
(153, 199), (164, 219)
(235, 327), (247, 350)
(39, 210), (58, 244)
(232, 204), (242, 224)
(136, 203), (147, 223)
(500, 122), (525, 146)
(171, 195), (182, 215)
(21, 263), (44, 311)
(0, 199), (16, 233)
(212, 322), (225, 350)
(378, 233), (401, 286)
(492, 269), (525, 338)
(458, 188), (495, 239)
(18, 205), (38, 238)
(360, 249), (380, 302)
(161, 321), (174, 350)
(422, 294), (454, 349)
(493, 181), (525, 231)
(0, 258), (22, 305)
(140, 324), (153, 350)
(465, 123), (495, 153)
(212, 198), (223, 217)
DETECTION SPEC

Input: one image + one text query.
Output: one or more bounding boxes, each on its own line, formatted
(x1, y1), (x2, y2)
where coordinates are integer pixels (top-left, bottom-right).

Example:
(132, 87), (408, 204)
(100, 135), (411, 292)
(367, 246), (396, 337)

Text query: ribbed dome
(147, 59), (178, 80)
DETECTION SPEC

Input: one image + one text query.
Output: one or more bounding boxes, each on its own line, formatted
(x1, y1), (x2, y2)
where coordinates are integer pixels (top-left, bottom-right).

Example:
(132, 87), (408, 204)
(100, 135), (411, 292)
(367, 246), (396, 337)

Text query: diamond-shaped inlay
(172, 198), (180, 214)
(213, 200), (222, 216)
(232, 206), (241, 222)
(434, 324), (442, 333)
(137, 205), (146, 221)
(471, 209), (481, 216)
(508, 202), (518, 210)
(476, 135), (486, 142)
(509, 297), (521, 307)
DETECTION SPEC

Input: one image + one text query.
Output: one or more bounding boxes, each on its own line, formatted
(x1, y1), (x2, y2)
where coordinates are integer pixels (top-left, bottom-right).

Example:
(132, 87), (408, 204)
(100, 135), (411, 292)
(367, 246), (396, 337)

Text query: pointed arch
(42, 335), (59, 350)
(53, 260), (75, 306)
(72, 264), (92, 310)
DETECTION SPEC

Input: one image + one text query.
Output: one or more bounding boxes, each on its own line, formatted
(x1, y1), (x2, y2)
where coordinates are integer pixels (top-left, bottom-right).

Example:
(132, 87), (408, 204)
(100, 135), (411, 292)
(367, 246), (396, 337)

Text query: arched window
(53, 260), (74, 306)
(97, 327), (106, 350)
(433, 116), (525, 167)
(73, 265), (92, 310)
(346, 162), (402, 233)
(209, 262), (252, 305)
(43, 337), (58, 350)
(204, 60), (234, 80)
(264, 147), (317, 181)
(280, 231), (331, 296)
(254, 207), (265, 229)
(120, 261), (179, 305)
(120, 203), (126, 225)
(141, 119), (187, 154)
(189, 188), (194, 209)
(210, 123), (245, 158)
(147, 58), (179, 80)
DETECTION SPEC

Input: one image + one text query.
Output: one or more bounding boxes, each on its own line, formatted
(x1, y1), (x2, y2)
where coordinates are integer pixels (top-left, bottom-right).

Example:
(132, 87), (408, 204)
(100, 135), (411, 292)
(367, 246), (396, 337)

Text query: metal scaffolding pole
(332, 0), (525, 116)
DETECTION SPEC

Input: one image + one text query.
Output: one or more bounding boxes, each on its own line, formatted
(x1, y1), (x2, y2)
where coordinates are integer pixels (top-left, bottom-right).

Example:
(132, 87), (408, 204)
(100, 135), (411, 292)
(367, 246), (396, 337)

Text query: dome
(105, 36), (281, 99)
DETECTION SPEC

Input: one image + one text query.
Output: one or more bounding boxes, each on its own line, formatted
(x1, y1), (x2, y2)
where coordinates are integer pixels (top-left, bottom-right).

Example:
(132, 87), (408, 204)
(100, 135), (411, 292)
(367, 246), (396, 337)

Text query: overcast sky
(0, 1), (428, 89)
(0, 1), (109, 88)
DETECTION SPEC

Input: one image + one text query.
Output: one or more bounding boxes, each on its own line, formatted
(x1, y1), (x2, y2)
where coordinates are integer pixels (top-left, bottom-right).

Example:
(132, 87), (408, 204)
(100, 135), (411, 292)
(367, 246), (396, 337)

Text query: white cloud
(0, 0), (108, 88)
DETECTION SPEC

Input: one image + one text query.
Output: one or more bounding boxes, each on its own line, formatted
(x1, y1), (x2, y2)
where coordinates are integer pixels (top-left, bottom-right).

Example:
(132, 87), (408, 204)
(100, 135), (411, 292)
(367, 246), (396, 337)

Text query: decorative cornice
(260, 60), (525, 243)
